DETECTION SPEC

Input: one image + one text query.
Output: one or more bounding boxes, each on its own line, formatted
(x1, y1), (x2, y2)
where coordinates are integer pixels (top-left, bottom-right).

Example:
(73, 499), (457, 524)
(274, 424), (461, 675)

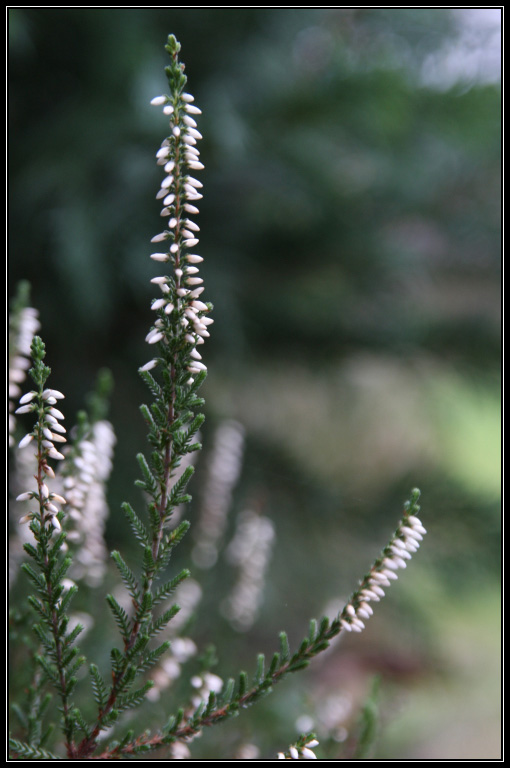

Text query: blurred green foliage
(9, 8), (500, 759)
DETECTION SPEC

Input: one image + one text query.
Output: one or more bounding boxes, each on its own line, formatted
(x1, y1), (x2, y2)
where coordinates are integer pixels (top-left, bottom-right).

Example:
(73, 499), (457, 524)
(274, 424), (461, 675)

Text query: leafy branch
(9, 32), (427, 761)
(90, 489), (425, 759)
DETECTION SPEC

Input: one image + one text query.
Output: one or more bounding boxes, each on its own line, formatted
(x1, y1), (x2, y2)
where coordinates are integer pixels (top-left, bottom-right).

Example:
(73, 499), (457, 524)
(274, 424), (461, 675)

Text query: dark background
(9, 8), (501, 759)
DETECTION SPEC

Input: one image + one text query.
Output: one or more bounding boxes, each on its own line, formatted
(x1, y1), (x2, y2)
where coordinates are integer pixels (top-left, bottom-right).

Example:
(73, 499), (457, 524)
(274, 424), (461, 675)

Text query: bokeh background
(9, 8), (501, 760)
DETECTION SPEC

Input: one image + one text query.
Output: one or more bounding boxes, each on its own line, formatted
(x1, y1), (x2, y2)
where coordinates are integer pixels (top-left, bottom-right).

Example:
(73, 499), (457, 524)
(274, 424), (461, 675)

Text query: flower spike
(15, 336), (68, 529)
(338, 489), (426, 633)
(142, 34), (212, 380)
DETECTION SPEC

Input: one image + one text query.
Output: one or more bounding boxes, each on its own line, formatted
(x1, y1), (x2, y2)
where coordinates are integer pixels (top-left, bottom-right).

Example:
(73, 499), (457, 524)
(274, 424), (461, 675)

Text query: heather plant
(9, 35), (427, 761)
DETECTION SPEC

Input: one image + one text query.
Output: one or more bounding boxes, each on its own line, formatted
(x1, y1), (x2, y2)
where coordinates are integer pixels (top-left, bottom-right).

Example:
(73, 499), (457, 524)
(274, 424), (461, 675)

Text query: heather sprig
(338, 488), (425, 634)
(79, 493), (424, 760)
(14, 335), (68, 528)
(13, 336), (86, 751)
(135, 33), (212, 560)
(67, 34), (212, 759)
(133, 490), (426, 752)
(9, 34), (428, 761)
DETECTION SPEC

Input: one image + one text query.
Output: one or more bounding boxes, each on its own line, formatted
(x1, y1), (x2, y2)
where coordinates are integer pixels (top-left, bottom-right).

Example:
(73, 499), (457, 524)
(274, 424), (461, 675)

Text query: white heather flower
(48, 447), (65, 460)
(356, 602), (373, 619)
(14, 404), (34, 415)
(360, 588), (380, 601)
(16, 491), (33, 502)
(380, 568), (398, 580)
(151, 95), (167, 106)
(42, 388), (65, 400)
(400, 525), (423, 541)
(369, 572), (391, 586)
(18, 434), (34, 449)
(188, 160), (205, 171)
(410, 518), (427, 535)
(185, 104), (202, 114)
(151, 233), (167, 243)
(140, 359), (158, 372)
(19, 391), (36, 405)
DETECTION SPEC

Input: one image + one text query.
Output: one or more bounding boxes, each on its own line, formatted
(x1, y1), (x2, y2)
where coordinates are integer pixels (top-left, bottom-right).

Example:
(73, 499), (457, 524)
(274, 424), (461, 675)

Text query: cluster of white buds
(62, 420), (116, 586)
(9, 304), (40, 446)
(15, 388), (67, 529)
(278, 737), (320, 760)
(192, 420), (245, 569)
(221, 509), (275, 631)
(140, 85), (212, 381)
(339, 497), (426, 634)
